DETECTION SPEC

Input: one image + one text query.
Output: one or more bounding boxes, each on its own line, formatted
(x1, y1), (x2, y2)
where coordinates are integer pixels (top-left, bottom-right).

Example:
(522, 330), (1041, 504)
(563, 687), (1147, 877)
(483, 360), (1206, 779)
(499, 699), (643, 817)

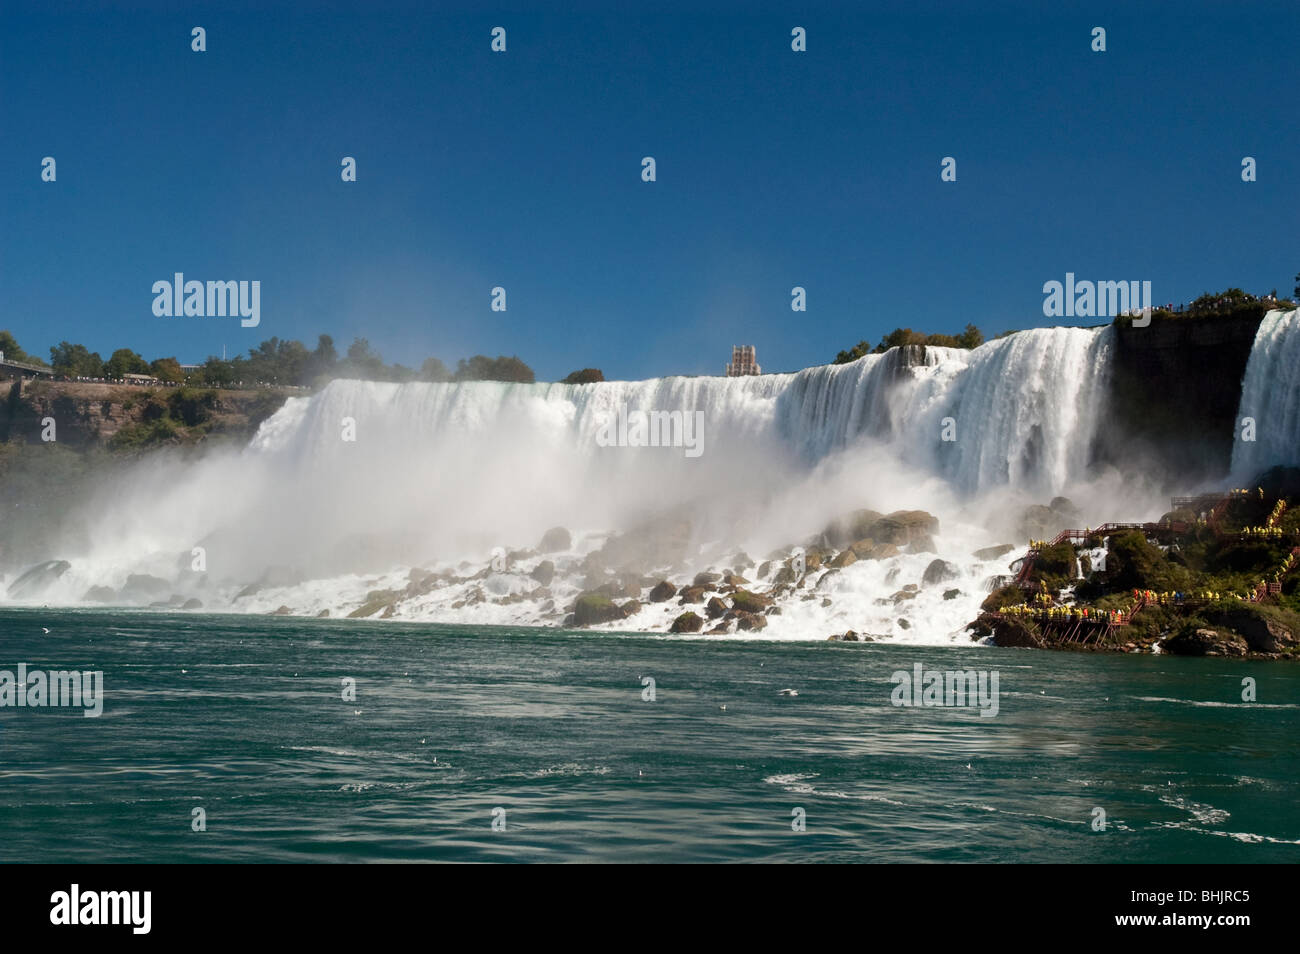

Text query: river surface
(1, 609), (1296, 862)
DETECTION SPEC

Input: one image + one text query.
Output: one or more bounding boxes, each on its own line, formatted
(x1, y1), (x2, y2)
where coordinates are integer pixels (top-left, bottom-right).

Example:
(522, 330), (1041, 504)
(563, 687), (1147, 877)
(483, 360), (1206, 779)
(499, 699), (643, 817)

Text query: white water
(1231, 309), (1300, 479)
(3, 324), (1166, 641)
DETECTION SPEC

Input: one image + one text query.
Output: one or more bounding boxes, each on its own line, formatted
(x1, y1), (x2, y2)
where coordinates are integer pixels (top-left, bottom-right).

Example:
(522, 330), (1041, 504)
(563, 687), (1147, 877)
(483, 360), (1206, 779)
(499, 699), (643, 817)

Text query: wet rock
(119, 573), (171, 604)
(619, 600), (642, 619)
(82, 585), (117, 603)
(316, 609), (330, 618)
(1163, 628), (1249, 657)
(182, 598), (203, 610)
(678, 585), (708, 603)
(922, 559), (959, 586)
(829, 549), (858, 568)
(538, 526), (572, 553)
(730, 589), (772, 613)
(530, 560), (556, 586)
(706, 596), (729, 619)
(973, 544), (1015, 561)
(735, 611), (767, 631)
(670, 611), (704, 633)
(573, 592), (624, 626)
(271, 605), (293, 616)
(943, 588), (961, 601)
(693, 571), (721, 586)
(648, 580), (677, 602)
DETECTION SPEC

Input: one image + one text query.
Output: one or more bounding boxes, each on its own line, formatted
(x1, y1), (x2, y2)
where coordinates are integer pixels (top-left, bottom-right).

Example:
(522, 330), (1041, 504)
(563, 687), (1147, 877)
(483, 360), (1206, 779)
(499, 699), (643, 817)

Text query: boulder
(619, 600), (642, 619)
(529, 560), (556, 586)
(735, 611), (767, 631)
(922, 559), (959, 586)
(829, 549), (858, 569)
(730, 589), (772, 613)
(1202, 608), (1297, 654)
(859, 543), (899, 561)
(942, 588), (961, 601)
(669, 611), (704, 633)
(82, 585), (117, 603)
(678, 585), (708, 603)
(973, 544), (1015, 561)
(182, 598), (203, 610)
(647, 580), (677, 602)
(705, 596), (729, 619)
(1163, 628), (1249, 657)
(573, 592), (624, 626)
(693, 571), (721, 586)
(537, 526), (572, 553)
(118, 573), (171, 603)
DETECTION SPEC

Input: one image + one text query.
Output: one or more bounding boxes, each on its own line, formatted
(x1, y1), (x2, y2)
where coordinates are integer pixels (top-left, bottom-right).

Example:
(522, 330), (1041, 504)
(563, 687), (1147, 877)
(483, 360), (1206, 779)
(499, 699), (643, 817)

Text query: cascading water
(1, 323), (1131, 640)
(1232, 309), (1300, 479)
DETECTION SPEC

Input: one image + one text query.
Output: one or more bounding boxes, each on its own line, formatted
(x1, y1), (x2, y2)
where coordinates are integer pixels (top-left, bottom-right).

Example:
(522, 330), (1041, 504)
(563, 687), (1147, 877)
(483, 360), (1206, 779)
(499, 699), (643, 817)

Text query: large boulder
(1162, 628), (1249, 657)
(730, 590), (772, 613)
(829, 549), (858, 569)
(973, 544), (1016, 561)
(868, 510), (939, 545)
(922, 559), (959, 586)
(705, 596), (729, 619)
(530, 560), (556, 586)
(678, 585), (708, 603)
(572, 592), (624, 626)
(669, 611), (704, 633)
(537, 527), (572, 553)
(647, 580), (677, 602)
(1202, 608), (1297, 654)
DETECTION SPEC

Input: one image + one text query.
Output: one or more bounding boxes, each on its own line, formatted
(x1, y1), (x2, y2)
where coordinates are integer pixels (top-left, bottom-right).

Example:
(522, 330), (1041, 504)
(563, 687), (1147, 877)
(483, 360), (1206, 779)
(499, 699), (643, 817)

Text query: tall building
(726, 345), (761, 376)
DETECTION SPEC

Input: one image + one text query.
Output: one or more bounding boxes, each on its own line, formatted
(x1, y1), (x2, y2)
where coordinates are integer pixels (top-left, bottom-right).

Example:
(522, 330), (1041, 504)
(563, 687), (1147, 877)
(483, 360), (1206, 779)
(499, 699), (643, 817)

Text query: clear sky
(2, 0), (1297, 380)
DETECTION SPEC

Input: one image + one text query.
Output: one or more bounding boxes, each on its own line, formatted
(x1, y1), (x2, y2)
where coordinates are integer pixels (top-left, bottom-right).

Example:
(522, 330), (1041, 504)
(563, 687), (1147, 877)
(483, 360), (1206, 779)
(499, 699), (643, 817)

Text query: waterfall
(1232, 309), (1300, 479)
(2, 324), (1121, 614)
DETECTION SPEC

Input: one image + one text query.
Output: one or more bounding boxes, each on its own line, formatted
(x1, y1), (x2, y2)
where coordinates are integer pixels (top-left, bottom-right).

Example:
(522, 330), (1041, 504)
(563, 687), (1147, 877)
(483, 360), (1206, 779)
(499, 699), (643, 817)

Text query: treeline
(0, 330), (542, 387)
(833, 323), (984, 364)
(1112, 286), (1298, 329)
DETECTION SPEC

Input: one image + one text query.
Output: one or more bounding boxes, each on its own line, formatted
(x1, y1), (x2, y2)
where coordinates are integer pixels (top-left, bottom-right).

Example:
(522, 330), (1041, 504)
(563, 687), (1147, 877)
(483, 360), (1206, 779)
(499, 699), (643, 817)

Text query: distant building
(726, 345), (761, 376)
(123, 372), (160, 385)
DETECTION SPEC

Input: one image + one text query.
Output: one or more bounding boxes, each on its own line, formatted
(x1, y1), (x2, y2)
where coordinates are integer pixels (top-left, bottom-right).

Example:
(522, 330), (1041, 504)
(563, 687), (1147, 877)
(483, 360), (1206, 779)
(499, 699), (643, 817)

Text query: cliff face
(0, 379), (289, 449)
(1091, 312), (1264, 485)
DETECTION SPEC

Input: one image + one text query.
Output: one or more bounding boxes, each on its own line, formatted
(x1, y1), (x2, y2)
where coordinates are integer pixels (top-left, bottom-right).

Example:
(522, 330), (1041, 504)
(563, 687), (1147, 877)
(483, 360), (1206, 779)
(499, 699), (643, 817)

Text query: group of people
(1001, 603), (1127, 624)
(1240, 525), (1285, 539)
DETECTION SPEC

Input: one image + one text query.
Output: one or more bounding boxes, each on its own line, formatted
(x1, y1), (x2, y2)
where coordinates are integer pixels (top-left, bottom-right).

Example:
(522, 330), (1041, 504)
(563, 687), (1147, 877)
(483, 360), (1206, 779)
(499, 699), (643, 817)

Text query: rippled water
(1, 609), (1296, 862)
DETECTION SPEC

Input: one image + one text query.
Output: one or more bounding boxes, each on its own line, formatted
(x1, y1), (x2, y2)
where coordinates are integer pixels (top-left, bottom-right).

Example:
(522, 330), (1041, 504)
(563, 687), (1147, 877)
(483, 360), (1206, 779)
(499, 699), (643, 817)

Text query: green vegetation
(562, 368), (605, 384)
(834, 324), (983, 364)
(2, 328), (542, 389)
(108, 387), (220, 450)
(1112, 287), (1296, 329)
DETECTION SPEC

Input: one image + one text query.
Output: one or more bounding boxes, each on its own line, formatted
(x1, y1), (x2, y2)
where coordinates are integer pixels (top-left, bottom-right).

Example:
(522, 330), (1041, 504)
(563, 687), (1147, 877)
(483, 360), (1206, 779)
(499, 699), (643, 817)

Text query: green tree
(49, 341), (105, 378)
(454, 355), (535, 383)
(105, 348), (150, 379)
(305, 334), (338, 383)
(419, 356), (451, 382)
(562, 368), (604, 384)
(833, 341), (872, 365)
(0, 330), (46, 366)
(150, 357), (184, 383)
(343, 337), (386, 379)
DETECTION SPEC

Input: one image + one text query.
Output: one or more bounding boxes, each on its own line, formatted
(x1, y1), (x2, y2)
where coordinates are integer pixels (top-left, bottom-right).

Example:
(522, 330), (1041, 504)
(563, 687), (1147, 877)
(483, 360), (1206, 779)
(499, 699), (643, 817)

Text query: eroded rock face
(1162, 628), (1249, 657)
(1203, 609), (1297, 653)
(973, 544), (1015, 561)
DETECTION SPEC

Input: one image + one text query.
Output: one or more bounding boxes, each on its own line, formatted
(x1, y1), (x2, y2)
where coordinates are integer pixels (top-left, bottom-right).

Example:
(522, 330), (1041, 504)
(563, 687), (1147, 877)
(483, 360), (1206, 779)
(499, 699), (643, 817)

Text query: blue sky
(2, 0), (1297, 380)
